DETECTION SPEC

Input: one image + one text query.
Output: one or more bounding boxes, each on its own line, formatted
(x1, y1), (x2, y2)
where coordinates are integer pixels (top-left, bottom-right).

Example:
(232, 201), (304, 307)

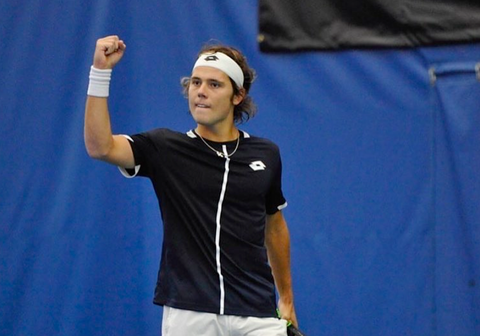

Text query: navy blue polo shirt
(119, 128), (287, 317)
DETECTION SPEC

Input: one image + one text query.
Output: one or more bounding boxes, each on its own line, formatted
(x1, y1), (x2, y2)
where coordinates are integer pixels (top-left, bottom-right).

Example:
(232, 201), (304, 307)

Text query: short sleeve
(117, 130), (165, 179)
(265, 149), (287, 214)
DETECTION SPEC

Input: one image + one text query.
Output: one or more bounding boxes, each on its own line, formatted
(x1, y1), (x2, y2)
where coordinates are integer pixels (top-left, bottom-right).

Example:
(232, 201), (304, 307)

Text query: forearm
(266, 219), (294, 302)
(84, 36), (127, 160)
(84, 96), (114, 159)
(265, 212), (298, 326)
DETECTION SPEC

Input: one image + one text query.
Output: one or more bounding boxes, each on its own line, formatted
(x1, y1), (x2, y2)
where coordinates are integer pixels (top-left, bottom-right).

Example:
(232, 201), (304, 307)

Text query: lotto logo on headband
(193, 52), (244, 88)
(204, 55), (219, 61)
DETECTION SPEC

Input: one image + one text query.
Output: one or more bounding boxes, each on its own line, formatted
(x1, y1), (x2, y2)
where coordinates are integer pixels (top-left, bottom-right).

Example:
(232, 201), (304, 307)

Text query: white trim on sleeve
(117, 134), (141, 178)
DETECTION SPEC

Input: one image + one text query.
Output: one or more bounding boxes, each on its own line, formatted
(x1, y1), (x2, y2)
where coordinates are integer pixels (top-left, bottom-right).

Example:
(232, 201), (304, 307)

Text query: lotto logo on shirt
(249, 161), (266, 171)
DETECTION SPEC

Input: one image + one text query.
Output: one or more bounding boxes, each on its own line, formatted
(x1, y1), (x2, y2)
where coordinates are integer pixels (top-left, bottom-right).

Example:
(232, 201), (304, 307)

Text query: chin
(195, 120), (215, 127)
(191, 115), (210, 126)
(191, 110), (211, 124)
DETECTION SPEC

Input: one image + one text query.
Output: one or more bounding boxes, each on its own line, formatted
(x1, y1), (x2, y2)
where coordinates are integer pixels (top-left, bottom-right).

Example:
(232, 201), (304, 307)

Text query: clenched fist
(93, 35), (126, 70)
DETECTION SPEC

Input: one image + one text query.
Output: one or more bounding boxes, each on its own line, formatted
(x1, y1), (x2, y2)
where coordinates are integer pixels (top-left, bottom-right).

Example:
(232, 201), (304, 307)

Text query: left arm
(265, 210), (298, 327)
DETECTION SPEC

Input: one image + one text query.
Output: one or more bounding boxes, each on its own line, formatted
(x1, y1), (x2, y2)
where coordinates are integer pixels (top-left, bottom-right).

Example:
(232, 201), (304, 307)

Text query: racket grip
(287, 324), (308, 336)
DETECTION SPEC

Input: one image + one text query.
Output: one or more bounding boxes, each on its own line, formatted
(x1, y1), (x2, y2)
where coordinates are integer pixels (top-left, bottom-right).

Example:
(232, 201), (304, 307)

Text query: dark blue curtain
(259, 0), (480, 50)
(1, 1), (479, 335)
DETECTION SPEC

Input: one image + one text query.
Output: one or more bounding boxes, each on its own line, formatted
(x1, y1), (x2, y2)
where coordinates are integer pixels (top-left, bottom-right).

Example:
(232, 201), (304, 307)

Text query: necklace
(197, 131), (240, 158)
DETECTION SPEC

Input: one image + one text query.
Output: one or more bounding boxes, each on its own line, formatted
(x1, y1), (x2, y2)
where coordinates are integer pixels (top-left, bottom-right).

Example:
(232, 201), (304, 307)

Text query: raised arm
(84, 35), (135, 168)
(265, 210), (298, 327)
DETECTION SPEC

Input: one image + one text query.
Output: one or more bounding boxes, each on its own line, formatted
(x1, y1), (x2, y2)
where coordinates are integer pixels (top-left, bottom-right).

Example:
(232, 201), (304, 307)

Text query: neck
(195, 124), (239, 142)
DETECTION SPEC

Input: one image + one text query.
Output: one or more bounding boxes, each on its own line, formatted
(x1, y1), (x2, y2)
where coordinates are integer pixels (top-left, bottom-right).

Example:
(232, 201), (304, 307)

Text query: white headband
(193, 52), (244, 88)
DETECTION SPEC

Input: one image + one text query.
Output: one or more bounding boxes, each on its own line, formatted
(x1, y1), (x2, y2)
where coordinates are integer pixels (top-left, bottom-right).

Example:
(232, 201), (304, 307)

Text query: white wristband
(87, 66), (112, 97)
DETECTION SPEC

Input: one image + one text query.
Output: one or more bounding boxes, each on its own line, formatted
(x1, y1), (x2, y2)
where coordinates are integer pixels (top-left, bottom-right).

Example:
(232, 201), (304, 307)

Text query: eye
(191, 79), (201, 86)
(209, 81), (221, 88)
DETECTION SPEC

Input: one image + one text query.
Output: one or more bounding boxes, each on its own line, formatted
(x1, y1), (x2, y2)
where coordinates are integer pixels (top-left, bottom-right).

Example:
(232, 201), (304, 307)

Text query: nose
(196, 82), (207, 98)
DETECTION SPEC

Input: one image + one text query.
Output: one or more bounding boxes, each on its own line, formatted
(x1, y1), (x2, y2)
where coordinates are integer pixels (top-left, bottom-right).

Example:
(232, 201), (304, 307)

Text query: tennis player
(84, 35), (298, 335)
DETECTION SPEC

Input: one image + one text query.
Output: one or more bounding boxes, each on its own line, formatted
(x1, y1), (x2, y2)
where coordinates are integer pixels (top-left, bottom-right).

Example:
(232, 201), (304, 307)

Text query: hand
(278, 298), (298, 328)
(92, 35), (126, 70)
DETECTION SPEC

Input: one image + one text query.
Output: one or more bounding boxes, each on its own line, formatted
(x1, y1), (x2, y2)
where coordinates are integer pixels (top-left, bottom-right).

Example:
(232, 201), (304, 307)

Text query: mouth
(195, 103), (211, 109)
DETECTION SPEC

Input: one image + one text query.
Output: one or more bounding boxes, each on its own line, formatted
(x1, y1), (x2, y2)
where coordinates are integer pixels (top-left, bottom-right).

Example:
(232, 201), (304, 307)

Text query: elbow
(84, 140), (111, 160)
(85, 146), (105, 160)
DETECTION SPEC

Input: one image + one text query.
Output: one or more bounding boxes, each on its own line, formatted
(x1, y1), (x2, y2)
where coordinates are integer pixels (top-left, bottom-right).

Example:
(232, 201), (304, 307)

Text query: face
(188, 66), (243, 129)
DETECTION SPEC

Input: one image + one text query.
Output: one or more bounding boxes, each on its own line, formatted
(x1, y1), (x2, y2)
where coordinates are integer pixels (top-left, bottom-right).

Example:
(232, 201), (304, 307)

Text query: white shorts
(162, 306), (288, 336)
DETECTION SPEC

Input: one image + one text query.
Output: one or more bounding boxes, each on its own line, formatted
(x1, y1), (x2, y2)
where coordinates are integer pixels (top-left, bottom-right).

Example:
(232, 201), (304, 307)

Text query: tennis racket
(276, 309), (308, 336)
(287, 323), (308, 336)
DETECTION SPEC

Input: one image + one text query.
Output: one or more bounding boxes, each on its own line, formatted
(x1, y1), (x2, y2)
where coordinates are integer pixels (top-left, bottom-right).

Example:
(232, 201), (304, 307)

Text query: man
(85, 35), (297, 335)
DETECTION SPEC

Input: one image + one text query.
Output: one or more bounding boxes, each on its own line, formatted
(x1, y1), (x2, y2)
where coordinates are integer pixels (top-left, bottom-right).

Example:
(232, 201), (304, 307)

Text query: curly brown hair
(181, 44), (257, 124)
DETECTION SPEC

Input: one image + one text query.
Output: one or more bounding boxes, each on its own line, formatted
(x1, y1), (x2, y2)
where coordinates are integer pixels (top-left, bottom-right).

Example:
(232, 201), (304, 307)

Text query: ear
(233, 88), (246, 106)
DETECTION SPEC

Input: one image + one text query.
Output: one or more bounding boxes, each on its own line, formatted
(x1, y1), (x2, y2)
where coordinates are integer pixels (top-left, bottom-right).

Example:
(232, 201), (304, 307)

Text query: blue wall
(1, 1), (479, 335)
